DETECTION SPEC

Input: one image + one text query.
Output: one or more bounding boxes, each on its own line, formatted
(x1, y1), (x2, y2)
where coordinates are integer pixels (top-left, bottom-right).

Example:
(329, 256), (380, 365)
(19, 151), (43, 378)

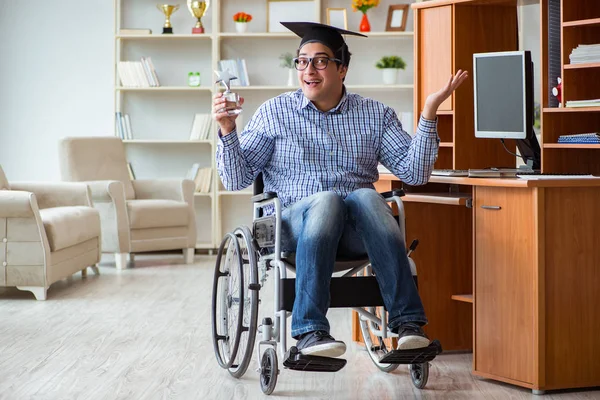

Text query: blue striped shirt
(216, 88), (439, 211)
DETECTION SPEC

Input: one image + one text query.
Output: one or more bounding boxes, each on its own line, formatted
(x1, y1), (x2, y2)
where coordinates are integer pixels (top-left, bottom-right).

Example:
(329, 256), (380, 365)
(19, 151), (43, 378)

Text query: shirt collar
(297, 85), (350, 114)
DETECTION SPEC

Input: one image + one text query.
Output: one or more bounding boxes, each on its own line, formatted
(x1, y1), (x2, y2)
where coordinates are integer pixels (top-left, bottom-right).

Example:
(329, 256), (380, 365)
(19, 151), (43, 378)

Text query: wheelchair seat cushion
(282, 252), (370, 272)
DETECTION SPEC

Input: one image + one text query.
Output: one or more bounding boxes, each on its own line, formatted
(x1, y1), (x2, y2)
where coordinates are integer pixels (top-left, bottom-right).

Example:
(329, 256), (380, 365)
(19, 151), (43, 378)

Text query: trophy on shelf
(187, 0), (209, 34)
(156, 4), (180, 34)
(215, 69), (242, 116)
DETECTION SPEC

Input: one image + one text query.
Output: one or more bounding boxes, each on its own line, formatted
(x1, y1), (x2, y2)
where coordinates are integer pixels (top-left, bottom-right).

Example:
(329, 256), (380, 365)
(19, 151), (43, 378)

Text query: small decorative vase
(382, 69), (398, 85)
(359, 13), (371, 32)
(235, 22), (247, 33)
(287, 69), (295, 86)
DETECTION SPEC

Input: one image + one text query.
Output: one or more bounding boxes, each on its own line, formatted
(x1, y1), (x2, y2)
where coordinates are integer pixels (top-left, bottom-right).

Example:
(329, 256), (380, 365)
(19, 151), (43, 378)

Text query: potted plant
(279, 52), (295, 86)
(375, 55), (406, 85)
(233, 12), (252, 33)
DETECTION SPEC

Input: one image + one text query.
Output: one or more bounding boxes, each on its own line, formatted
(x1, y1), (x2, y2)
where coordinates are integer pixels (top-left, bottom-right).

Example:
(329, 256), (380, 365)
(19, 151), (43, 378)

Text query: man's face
(297, 42), (347, 107)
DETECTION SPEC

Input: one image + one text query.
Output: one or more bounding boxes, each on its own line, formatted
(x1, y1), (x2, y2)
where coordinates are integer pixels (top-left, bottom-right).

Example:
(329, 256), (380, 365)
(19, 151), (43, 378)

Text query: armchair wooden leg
(183, 248), (195, 264)
(81, 267), (88, 278)
(91, 265), (100, 275)
(17, 286), (47, 301)
(115, 253), (128, 270)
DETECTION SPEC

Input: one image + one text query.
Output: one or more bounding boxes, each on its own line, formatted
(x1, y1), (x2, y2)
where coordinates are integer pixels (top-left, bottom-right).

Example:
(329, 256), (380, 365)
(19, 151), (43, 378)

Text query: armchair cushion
(126, 199), (189, 229)
(39, 206), (101, 252)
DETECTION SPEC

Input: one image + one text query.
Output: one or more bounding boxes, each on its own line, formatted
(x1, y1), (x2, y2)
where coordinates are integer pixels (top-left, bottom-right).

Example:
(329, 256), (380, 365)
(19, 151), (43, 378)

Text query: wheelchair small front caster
(409, 362), (429, 389)
(260, 348), (278, 395)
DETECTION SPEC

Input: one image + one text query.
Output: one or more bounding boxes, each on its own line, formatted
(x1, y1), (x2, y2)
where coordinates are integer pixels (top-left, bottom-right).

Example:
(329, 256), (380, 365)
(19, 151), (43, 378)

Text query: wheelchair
(211, 176), (442, 395)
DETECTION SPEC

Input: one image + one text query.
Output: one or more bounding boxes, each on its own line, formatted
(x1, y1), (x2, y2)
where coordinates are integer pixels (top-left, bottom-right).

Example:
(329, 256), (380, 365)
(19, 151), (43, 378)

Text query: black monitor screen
(474, 53), (527, 138)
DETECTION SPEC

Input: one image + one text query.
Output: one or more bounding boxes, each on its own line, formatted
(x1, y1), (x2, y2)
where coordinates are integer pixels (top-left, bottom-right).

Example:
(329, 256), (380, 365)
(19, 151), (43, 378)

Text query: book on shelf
(189, 113), (212, 140)
(115, 112), (133, 139)
(218, 59), (250, 86)
(127, 162), (136, 180)
(565, 99), (600, 108)
(186, 164), (212, 193)
(569, 44), (600, 65)
(119, 28), (152, 35)
(558, 133), (600, 144)
(117, 57), (160, 87)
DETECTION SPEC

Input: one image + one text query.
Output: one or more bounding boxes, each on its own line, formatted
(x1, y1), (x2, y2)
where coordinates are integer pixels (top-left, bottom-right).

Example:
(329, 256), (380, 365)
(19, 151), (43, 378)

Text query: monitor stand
(468, 126), (541, 178)
(515, 125), (541, 171)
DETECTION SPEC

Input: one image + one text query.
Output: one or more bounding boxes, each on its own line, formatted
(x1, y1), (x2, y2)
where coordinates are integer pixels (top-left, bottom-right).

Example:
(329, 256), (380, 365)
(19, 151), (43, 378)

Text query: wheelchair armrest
(251, 191), (278, 203)
(381, 189), (405, 200)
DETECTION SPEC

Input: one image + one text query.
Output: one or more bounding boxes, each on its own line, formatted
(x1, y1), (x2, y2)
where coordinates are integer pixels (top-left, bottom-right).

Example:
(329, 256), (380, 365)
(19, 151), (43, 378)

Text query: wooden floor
(0, 254), (598, 399)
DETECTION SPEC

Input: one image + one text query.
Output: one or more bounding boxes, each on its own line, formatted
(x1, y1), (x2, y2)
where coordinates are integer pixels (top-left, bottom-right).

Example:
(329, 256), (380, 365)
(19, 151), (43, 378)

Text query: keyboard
(516, 173), (598, 180)
(431, 169), (469, 177)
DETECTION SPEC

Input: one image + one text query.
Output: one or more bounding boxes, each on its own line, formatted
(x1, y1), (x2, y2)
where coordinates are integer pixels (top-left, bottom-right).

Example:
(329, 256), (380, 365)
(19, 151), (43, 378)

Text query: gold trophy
(156, 4), (180, 34)
(187, 0), (209, 34)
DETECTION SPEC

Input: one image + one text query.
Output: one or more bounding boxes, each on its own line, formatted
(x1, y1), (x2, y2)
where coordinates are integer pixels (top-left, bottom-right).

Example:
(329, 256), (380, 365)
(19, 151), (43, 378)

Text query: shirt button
(2, 238), (6, 243)
(2, 261), (6, 266)
(330, 152), (333, 156)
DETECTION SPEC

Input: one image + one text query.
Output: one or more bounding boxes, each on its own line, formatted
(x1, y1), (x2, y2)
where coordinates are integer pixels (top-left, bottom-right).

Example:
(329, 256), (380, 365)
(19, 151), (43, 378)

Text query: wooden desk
(359, 174), (600, 393)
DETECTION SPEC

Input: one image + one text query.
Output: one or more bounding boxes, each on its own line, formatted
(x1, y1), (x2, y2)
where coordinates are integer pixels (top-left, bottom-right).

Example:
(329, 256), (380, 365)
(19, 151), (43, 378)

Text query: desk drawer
(474, 186), (536, 384)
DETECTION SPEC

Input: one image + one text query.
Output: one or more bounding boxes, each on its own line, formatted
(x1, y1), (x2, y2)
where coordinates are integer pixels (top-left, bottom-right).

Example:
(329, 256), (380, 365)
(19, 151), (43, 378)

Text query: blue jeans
(281, 189), (428, 339)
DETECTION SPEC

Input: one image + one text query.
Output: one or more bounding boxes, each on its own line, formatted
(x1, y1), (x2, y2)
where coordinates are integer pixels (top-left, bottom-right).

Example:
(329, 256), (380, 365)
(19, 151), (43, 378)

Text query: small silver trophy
(215, 69), (242, 116)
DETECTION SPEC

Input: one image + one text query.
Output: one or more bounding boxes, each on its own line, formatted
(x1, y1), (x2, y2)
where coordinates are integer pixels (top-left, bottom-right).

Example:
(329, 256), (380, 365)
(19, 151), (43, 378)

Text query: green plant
(375, 56), (406, 70)
(279, 52), (294, 69)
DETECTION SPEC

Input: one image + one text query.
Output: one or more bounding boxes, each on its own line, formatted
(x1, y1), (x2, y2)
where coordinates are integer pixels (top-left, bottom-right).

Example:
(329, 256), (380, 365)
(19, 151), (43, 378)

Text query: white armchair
(0, 165), (101, 300)
(58, 137), (197, 269)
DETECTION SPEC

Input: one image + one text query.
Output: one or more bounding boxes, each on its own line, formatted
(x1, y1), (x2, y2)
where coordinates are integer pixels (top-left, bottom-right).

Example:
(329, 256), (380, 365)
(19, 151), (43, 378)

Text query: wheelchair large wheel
(358, 266), (399, 373)
(211, 226), (259, 379)
(358, 306), (400, 373)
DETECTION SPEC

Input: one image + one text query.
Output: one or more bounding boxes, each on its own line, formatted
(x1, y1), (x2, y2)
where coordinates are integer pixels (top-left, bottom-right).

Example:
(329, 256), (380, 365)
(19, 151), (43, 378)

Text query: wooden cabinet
(473, 187), (536, 384)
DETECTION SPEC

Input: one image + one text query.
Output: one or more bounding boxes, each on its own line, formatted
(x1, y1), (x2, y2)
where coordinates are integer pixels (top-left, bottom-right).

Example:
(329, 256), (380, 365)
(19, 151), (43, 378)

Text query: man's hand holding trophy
(213, 69), (243, 136)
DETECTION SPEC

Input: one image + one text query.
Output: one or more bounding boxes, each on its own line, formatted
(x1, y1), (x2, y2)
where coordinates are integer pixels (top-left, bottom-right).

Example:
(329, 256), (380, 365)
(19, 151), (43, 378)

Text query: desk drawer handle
(481, 205), (502, 210)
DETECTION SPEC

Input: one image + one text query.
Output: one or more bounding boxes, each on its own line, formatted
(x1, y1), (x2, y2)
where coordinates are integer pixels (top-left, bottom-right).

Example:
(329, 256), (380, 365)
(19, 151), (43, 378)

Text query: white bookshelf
(114, 0), (418, 250)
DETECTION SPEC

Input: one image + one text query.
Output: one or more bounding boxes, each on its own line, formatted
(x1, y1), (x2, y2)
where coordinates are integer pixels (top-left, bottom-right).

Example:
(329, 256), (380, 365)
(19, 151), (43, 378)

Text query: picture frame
(385, 4), (410, 32)
(267, 0), (317, 33)
(326, 8), (348, 30)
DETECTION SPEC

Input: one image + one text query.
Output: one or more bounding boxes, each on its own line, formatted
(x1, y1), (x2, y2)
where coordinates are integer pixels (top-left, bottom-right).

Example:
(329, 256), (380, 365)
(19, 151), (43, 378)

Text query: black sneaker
(395, 322), (431, 350)
(296, 330), (346, 358)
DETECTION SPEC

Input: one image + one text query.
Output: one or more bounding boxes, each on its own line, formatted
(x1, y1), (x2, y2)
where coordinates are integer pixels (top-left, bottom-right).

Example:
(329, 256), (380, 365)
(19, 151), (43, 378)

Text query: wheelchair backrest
(253, 173), (265, 196)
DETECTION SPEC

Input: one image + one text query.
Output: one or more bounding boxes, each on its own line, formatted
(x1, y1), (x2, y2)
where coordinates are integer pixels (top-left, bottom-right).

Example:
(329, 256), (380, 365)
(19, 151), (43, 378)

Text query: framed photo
(326, 8), (348, 30)
(267, 0), (317, 33)
(385, 4), (410, 32)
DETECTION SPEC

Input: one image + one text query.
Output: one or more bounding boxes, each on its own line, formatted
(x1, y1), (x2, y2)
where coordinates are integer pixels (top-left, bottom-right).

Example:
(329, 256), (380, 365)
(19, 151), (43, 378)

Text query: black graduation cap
(280, 22), (367, 64)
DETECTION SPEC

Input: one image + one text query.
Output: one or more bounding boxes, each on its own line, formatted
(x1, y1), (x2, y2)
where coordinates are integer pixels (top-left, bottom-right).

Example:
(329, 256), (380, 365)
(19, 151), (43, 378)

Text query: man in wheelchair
(213, 22), (467, 360)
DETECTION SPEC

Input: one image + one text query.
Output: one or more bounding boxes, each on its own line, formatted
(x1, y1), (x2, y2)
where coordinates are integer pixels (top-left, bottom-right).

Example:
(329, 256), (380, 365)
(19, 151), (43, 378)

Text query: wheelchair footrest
(378, 339), (442, 364)
(283, 347), (347, 372)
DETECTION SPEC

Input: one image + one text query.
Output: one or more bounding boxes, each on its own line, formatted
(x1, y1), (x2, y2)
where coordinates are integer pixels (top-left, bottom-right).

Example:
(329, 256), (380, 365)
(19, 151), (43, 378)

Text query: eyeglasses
(293, 56), (342, 71)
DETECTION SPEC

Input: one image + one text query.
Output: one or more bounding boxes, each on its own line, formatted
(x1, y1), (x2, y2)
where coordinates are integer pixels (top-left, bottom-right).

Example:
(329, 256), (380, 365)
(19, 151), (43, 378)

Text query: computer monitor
(473, 50), (541, 170)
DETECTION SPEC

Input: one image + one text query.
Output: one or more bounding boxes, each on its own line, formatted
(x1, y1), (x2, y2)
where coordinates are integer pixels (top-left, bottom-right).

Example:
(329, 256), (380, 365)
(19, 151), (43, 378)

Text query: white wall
(0, 0), (113, 181)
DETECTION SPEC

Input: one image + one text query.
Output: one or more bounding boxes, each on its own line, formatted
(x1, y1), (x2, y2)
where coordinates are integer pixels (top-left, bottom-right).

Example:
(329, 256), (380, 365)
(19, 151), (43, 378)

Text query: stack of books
(565, 99), (600, 108)
(189, 114), (212, 140)
(115, 112), (133, 139)
(557, 133), (600, 144)
(187, 164), (212, 193)
(569, 43), (600, 64)
(117, 57), (160, 87)
(218, 59), (250, 86)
